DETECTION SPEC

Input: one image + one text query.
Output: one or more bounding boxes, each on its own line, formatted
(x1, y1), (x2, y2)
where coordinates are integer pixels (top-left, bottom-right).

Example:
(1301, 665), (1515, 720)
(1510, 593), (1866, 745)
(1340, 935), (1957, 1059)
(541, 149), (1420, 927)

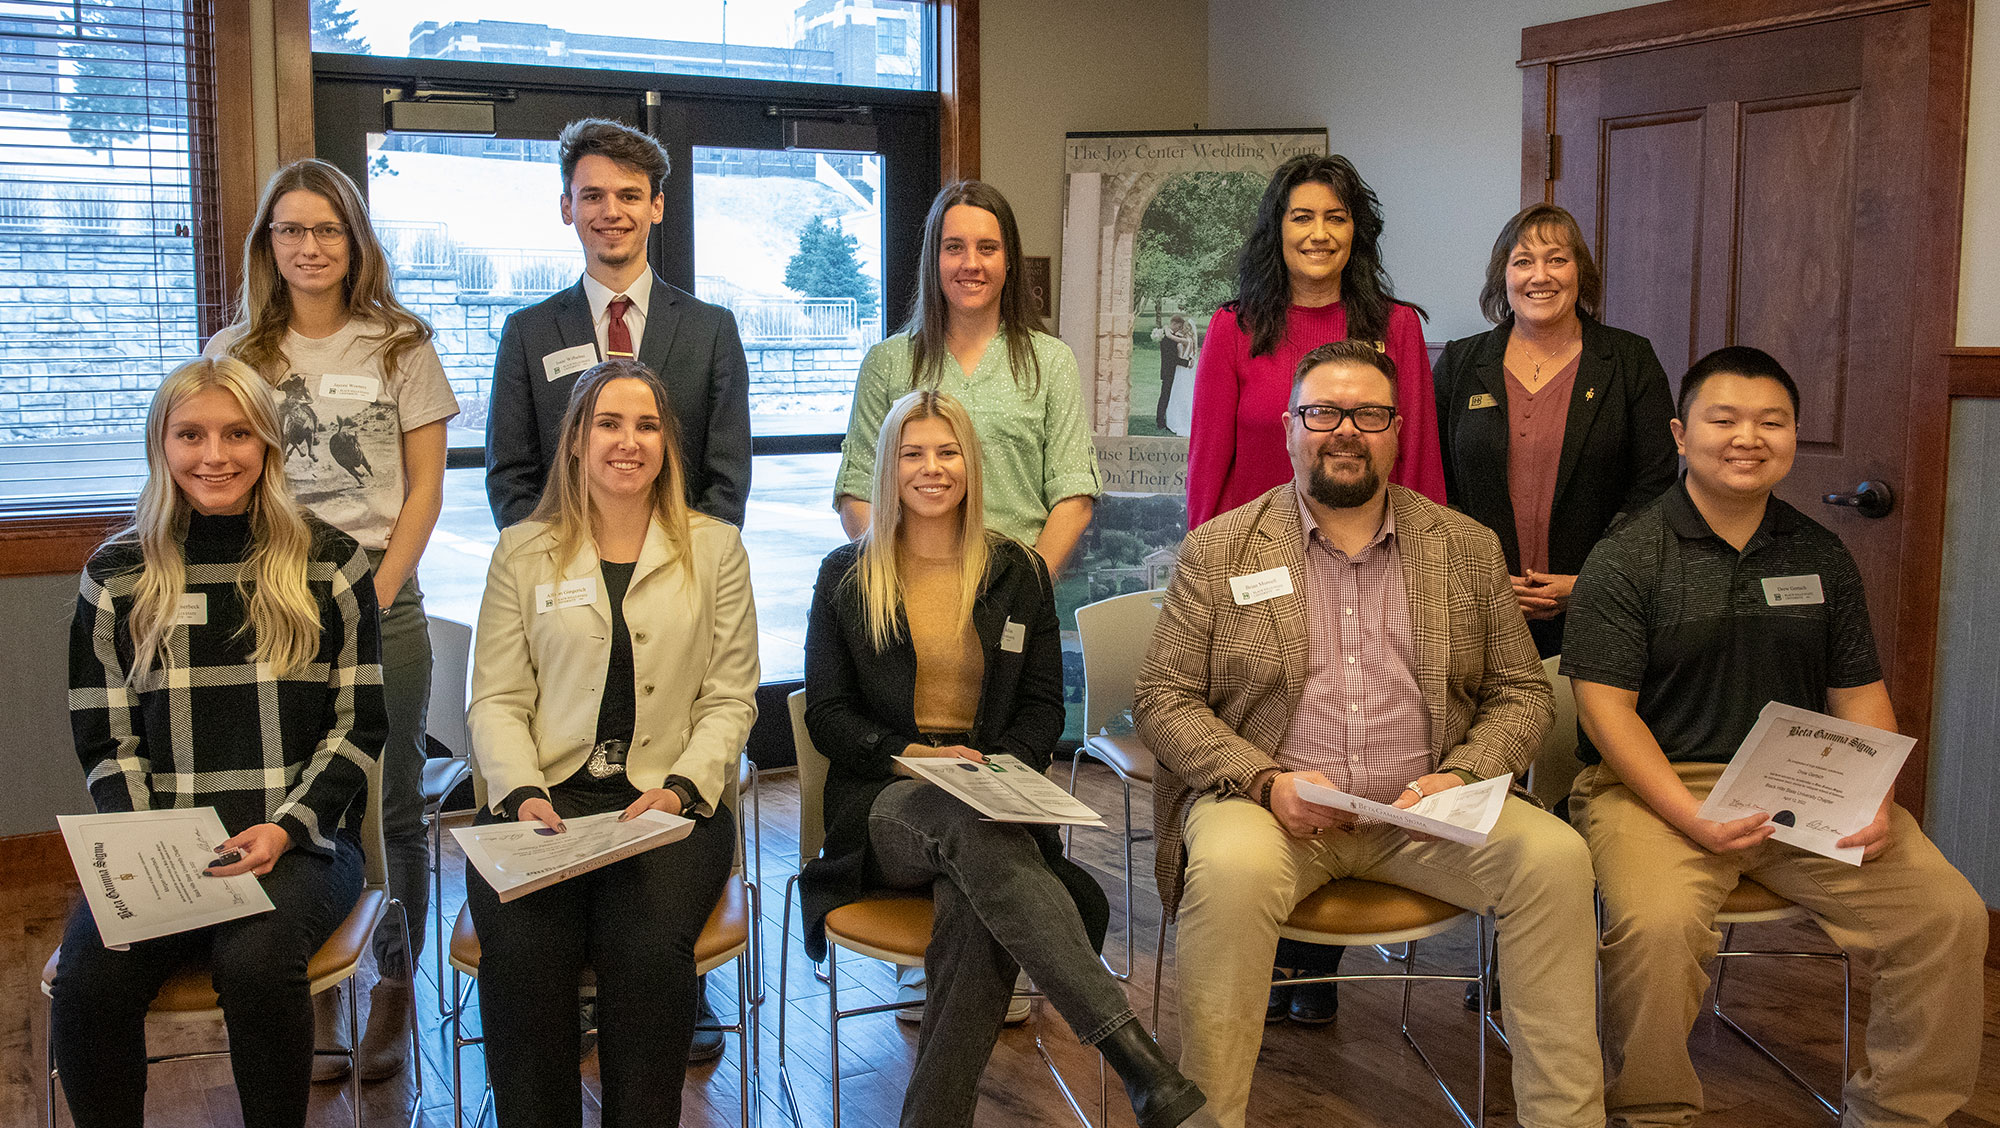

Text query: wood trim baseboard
(0, 831), (73, 891)
(938, 0), (979, 183)
(1945, 348), (2000, 398)
(1521, 0), (1929, 65)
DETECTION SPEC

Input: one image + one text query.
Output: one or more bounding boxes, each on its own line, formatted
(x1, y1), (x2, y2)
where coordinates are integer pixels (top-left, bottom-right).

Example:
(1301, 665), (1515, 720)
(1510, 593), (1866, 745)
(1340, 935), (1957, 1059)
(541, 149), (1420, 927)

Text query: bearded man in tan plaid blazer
(1134, 341), (1604, 1128)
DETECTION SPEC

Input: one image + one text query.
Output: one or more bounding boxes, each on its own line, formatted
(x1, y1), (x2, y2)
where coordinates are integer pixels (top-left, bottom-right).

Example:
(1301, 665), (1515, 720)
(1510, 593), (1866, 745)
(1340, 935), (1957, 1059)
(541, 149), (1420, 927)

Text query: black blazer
(797, 538), (1107, 960)
(1434, 315), (1678, 654)
(483, 273), (752, 528)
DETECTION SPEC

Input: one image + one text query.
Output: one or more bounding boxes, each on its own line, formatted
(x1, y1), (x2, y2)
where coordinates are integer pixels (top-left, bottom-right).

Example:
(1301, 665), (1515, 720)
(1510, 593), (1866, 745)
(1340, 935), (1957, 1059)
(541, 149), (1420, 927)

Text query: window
(0, 0), (222, 509)
(311, 0), (936, 92)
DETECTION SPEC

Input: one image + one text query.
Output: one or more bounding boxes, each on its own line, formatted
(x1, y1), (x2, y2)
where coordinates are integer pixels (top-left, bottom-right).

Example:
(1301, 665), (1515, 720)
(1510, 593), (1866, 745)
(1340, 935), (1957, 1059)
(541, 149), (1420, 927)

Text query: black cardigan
(797, 537), (1107, 960)
(1433, 314), (1679, 657)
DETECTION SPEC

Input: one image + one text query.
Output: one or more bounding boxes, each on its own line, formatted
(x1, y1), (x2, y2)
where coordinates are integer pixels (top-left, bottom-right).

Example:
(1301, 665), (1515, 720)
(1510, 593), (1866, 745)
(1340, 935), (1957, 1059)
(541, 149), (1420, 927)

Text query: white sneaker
(1005, 995), (1031, 1024)
(894, 975), (927, 1023)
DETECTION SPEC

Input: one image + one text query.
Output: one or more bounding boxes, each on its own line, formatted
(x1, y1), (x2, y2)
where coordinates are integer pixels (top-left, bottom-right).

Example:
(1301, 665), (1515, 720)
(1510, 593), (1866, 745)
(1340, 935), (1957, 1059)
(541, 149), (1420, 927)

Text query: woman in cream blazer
(465, 359), (757, 1128)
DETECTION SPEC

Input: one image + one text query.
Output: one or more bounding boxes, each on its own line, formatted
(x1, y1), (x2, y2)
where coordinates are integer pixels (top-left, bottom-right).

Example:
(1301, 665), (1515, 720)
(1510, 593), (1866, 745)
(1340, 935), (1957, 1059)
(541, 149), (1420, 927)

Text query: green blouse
(834, 330), (1104, 544)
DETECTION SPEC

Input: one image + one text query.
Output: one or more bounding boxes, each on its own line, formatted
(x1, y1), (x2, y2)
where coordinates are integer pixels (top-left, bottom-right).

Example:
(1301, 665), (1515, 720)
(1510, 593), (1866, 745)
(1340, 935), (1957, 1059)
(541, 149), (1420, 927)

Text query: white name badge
(1468, 393), (1499, 410)
(1229, 565), (1294, 606)
(999, 619), (1026, 653)
(173, 593), (207, 626)
(534, 578), (599, 614)
(1762, 574), (1825, 607)
(542, 344), (598, 382)
(318, 373), (380, 401)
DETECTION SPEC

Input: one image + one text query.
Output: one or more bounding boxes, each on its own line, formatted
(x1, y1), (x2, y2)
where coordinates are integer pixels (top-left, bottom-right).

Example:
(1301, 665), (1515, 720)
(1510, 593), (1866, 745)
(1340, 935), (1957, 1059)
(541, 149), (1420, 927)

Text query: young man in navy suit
(485, 118), (751, 528)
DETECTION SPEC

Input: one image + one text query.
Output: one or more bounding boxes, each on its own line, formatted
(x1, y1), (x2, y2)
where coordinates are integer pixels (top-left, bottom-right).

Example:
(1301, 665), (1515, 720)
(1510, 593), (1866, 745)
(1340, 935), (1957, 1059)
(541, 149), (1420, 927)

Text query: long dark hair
(1232, 154), (1420, 356)
(902, 180), (1046, 393)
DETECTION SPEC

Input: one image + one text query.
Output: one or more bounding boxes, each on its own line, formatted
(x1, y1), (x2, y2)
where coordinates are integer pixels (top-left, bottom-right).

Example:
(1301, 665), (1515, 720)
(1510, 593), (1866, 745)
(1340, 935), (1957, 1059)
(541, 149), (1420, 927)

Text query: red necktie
(607, 295), (634, 358)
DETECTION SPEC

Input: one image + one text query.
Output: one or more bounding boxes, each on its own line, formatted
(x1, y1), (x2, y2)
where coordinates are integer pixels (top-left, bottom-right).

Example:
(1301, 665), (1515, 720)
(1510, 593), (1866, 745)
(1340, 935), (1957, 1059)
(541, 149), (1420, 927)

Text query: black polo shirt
(1560, 478), (1882, 764)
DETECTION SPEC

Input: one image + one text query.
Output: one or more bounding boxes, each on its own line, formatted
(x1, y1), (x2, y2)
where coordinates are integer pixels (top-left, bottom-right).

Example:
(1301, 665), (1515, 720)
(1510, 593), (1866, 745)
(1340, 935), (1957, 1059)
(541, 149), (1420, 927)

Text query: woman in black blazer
(801, 390), (1208, 1128)
(1434, 204), (1678, 657)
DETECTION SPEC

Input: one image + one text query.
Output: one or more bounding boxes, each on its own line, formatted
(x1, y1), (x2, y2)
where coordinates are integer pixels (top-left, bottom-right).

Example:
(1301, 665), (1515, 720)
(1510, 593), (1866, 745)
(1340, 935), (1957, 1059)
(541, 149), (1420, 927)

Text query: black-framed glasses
(268, 221), (349, 246)
(1294, 404), (1397, 433)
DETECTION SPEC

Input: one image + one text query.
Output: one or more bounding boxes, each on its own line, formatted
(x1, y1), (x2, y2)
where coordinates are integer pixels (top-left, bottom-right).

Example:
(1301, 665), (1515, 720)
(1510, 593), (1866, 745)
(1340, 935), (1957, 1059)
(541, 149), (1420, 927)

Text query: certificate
(1291, 774), (1511, 847)
(453, 809), (693, 902)
(57, 808), (275, 949)
(1695, 701), (1915, 865)
(894, 754), (1105, 826)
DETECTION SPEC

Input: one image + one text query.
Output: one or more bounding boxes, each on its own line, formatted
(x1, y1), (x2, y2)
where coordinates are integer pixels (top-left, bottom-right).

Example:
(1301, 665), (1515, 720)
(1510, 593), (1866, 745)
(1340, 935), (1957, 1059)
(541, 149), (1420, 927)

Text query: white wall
(979, 0), (1210, 326)
(1959, 0), (1999, 346)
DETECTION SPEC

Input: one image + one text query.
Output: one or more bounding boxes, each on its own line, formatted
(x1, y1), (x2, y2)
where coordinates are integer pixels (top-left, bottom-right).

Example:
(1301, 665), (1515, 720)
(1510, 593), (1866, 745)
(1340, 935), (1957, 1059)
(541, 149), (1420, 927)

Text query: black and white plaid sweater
(67, 512), (385, 857)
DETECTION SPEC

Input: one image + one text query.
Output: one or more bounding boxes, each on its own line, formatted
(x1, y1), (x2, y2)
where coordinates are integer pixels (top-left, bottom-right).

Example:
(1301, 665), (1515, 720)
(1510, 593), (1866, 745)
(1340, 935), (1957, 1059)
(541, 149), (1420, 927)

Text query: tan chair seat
(421, 757), (472, 807)
(1084, 732), (1156, 784)
(1718, 876), (1805, 920)
(450, 879), (751, 975)
(41, 887), (386, 1012)
(824, 894), (935, 963)
(1281, 879), (1467, 945)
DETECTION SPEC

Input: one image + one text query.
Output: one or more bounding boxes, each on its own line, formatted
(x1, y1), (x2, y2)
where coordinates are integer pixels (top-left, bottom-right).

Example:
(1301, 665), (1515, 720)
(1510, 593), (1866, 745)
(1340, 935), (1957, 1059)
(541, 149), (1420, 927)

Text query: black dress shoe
(688, 976), (725, 1064)
(1288, 979), (1338, 1024)
(1096, 1018), (1210, 1128)
(1266, 982), (1291, 1022)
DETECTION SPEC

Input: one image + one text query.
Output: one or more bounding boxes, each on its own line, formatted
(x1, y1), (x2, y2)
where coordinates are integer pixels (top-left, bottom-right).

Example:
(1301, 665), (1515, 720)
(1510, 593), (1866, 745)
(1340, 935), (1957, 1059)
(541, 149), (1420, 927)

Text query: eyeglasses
(268, 221), (349, 246)
(1294, 404), (1397, 433)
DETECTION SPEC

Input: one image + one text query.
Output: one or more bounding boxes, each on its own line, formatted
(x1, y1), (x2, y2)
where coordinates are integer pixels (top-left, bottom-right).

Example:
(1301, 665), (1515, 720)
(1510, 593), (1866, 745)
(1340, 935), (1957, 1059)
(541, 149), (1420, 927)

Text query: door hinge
(1546, 133), (1561, 182)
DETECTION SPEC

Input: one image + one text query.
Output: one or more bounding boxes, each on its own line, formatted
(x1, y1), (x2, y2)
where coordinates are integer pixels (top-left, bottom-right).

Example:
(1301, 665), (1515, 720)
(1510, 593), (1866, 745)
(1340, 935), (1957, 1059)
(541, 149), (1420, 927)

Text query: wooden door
(1523, 3), (1968, 781)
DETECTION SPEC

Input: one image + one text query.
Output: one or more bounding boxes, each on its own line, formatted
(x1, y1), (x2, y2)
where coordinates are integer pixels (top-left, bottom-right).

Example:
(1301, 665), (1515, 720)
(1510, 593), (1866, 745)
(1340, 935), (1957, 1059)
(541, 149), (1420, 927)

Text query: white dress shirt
(580, 270), (653, 361)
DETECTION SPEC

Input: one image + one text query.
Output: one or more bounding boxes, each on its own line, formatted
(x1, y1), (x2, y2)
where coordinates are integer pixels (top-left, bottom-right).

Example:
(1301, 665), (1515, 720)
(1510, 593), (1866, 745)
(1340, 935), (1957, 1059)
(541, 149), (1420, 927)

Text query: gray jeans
(367, 552), (432, 978)
(868, 780), (1135, 1128)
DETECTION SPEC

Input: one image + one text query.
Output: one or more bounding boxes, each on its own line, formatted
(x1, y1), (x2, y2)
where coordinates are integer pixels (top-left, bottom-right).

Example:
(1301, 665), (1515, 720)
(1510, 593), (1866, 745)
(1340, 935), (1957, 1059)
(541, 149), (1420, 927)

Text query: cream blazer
(467, 514), (759, 815)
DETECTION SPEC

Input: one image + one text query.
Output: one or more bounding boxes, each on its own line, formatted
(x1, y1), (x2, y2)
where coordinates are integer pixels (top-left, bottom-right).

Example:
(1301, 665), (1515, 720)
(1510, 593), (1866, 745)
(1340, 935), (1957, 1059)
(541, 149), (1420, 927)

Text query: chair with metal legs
(422, 615), (475, 1003)
(447, 756), (760, 1128)
(777, 690), (1101, 1128)
(43, 745), (421, 1128)
(1707, 877), (1851, 1119)
(1151, 879), (1498, 1128)
(1067, 588), (1166, 980)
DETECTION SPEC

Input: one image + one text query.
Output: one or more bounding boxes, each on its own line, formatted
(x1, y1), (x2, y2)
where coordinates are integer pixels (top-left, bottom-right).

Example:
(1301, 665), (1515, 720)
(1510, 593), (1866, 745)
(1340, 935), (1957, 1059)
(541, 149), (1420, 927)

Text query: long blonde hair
(221, 158), (434, 381)
(853, 390), (992, 651)
(115, 357), (323, 682)
(529, 361), (695, 581)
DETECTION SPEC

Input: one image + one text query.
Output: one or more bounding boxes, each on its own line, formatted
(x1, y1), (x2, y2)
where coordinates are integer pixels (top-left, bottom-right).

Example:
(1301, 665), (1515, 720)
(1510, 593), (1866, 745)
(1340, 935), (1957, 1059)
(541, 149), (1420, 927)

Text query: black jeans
(867, 780), (1136, 1128)
(466, 785), (735, 1128)
(50, 836), (364, 1128)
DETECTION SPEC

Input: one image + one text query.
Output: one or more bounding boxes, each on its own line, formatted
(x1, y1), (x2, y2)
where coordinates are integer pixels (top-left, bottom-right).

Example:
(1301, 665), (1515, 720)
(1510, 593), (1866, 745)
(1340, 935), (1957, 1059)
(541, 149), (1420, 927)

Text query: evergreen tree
(785, 214), (879, 320)
(311, 0), (369, 54)
(62, 0), (184, 153)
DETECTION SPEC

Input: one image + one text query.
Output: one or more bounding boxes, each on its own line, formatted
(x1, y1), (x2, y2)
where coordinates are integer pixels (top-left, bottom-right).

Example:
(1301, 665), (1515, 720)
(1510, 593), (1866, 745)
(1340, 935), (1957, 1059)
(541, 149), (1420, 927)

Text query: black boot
(1095, 1018), (1208, 1128)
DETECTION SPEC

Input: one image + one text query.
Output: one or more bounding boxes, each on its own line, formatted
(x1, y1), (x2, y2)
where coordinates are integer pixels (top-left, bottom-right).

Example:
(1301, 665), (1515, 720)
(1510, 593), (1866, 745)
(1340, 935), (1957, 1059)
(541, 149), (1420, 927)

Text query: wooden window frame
(0, 0), (979, 579)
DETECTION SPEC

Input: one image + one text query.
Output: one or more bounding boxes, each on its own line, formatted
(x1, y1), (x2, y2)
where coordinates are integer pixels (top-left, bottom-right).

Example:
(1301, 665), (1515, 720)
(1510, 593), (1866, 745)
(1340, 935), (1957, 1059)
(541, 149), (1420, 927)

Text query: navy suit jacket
(484, 272), (752, 527)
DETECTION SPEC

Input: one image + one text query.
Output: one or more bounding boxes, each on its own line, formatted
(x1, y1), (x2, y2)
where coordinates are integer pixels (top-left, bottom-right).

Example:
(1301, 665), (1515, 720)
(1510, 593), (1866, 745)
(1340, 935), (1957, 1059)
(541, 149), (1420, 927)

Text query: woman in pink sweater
(1185, 155), (1443, 528)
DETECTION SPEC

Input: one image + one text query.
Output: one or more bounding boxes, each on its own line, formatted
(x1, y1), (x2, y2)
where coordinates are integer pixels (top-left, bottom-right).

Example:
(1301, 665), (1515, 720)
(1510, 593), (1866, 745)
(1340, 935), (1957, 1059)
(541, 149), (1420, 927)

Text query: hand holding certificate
(453, 809), (693, 902)
(894, 754), (1106, 826)
(58, 808), (276, 949)
(1292, 774), (1512, 847)
(1696, 702), (1914, 865)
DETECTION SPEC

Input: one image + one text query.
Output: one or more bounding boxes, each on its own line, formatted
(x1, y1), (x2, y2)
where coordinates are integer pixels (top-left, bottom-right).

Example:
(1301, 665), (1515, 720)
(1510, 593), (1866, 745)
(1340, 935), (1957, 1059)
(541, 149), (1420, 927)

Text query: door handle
(1821, 480), (1894, 519)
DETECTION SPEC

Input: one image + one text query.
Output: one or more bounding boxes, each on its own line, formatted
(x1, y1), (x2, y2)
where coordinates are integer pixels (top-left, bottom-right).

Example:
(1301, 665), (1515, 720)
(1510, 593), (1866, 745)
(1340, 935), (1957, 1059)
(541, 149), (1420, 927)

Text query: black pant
(50, 837), (364, 1128)
(466, 788), (735, 1128)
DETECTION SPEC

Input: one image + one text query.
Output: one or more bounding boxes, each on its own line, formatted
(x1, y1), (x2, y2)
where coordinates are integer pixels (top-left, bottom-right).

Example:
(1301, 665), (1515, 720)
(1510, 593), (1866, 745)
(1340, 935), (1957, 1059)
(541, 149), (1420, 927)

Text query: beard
(1306, 446), (1383, 509)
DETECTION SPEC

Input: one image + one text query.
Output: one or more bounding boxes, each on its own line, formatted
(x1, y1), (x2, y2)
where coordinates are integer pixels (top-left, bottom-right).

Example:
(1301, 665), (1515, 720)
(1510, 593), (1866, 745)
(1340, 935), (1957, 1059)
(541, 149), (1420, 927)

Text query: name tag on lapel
(1229, 566), (1294, 606)
(174, 593), (207, 626)
(542, 344), (597, 382)
(1468, 393), (1499, 410)
(535, 578), (599, 613)
(1761, 575), (1824, 606)
(999, 619), (1026, 653)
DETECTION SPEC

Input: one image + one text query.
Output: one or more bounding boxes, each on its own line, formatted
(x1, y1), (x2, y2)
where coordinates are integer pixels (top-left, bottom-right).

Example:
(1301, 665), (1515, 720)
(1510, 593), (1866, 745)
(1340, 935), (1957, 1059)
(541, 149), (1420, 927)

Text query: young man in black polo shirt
(1562, 347), (1985, 1128)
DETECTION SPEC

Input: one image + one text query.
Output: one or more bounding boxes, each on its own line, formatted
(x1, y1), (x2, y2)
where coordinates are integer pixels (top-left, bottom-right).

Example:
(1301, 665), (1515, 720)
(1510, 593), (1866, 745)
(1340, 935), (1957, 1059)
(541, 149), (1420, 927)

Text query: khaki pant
(1174, 793), (1604, 1128)
(1572, 761), (1988, 1128)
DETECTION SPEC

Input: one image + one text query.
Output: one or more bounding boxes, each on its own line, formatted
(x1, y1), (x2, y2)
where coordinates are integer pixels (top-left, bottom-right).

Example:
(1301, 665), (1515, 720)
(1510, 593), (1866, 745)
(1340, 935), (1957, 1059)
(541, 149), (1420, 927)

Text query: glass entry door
(312, 55), (937, 680)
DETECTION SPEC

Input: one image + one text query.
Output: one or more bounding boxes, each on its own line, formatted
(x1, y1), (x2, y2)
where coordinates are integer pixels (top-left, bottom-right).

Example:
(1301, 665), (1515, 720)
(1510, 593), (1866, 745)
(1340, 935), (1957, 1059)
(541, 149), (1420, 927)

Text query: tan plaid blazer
(1134, 484), (1553, 918)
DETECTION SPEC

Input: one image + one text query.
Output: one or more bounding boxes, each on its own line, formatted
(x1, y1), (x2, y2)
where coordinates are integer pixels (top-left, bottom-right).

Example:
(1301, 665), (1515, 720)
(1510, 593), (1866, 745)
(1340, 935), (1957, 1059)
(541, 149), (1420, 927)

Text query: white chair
(1068, 588), (1166, 979)
(42, 749), (419, 1128)
(447, 756), (760, 1128)
(423, 615), (474, 998)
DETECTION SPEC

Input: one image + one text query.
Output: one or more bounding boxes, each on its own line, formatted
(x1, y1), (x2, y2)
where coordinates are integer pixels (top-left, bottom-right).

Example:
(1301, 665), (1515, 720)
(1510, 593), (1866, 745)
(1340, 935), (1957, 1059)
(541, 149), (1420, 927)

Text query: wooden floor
(4, 761), (1997, 1127)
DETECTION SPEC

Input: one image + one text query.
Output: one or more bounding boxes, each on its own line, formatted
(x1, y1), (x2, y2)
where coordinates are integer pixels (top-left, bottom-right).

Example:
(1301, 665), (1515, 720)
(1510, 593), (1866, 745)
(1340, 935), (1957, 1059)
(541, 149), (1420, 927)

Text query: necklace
(1513, 329), (1581, 389)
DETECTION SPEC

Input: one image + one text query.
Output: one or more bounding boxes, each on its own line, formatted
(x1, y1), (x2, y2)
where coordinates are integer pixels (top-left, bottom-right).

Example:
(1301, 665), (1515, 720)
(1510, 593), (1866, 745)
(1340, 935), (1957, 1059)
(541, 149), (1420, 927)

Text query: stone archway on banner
(1070, 169), (1177, 438)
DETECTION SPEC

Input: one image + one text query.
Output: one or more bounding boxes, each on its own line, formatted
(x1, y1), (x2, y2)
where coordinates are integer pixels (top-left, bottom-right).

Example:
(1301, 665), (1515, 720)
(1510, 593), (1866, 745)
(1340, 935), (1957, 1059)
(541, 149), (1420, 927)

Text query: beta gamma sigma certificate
(57, 808), (275, 949)
(453, 809), (693, 902)
(1696, 702), (1916, 865)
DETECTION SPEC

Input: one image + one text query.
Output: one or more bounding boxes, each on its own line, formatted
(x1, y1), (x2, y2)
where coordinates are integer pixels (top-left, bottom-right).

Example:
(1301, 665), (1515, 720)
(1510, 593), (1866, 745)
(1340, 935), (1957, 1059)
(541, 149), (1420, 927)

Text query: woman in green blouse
(834, 181), (1102, 576)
